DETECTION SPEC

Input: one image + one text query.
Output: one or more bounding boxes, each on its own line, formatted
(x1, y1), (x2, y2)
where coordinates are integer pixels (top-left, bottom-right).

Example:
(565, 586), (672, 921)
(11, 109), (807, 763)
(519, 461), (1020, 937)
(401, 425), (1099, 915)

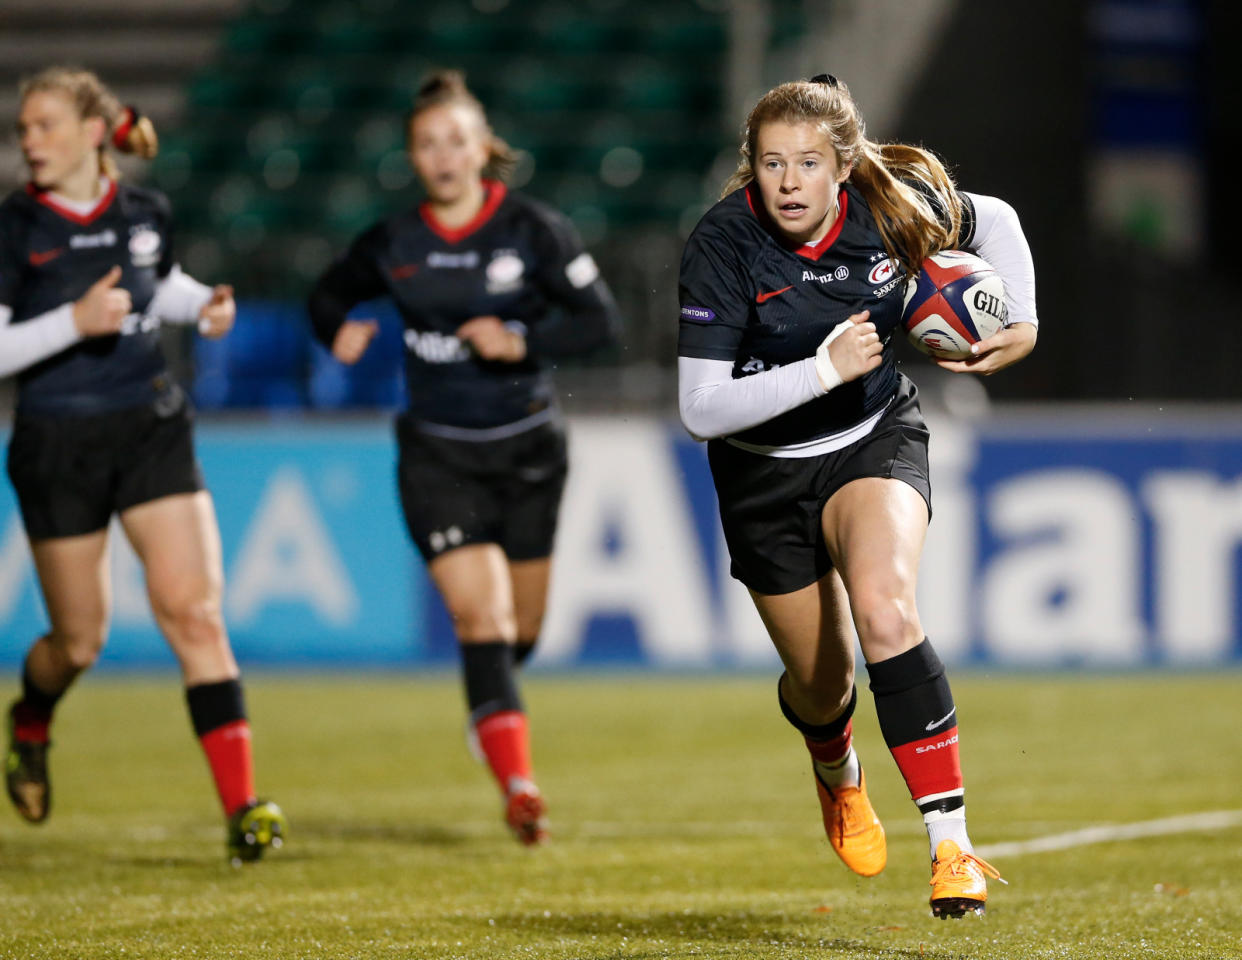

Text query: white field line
(975, 809), (1242, 860)
(121, 810), (1242, 850)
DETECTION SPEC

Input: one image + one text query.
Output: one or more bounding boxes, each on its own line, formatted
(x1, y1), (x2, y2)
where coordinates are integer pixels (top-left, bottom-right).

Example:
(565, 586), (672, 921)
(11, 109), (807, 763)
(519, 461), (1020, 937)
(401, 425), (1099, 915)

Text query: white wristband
(148, 264), (213, 325)
(813, 321), (851, 393)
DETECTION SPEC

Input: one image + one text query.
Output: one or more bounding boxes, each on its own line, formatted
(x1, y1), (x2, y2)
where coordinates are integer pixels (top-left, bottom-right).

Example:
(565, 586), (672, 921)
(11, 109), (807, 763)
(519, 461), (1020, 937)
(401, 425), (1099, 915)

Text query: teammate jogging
(308, 71), (620, 845)
(678, 75), (1037, 915)
(1, 67), (285, 864)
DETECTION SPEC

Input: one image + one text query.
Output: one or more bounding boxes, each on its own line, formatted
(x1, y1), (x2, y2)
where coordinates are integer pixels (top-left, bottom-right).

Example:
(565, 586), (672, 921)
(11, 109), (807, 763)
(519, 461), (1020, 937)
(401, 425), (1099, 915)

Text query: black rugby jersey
(678, 181), (974, 447)
(309, 181), (620, 430)
(0, 180), (175, 414)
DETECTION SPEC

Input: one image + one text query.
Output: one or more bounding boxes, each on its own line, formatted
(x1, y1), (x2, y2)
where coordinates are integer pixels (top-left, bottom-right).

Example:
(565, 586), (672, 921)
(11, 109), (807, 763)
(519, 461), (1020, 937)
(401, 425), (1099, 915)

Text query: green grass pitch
(0, 673), (1239, 959)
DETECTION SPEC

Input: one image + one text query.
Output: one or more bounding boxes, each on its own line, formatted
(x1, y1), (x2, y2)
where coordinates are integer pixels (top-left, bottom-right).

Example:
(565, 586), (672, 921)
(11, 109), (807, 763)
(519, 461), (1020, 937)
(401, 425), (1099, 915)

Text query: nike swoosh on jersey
(755, 285), (792, 304)
(925, 707), (957, 732)
(29, 248), (65, 266)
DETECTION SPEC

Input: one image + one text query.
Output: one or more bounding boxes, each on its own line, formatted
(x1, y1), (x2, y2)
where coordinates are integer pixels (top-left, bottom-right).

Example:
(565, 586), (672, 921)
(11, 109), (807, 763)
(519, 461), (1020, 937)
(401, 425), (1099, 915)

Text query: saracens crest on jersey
(308, 180), (619, 431)
(677, 181), (976, 448)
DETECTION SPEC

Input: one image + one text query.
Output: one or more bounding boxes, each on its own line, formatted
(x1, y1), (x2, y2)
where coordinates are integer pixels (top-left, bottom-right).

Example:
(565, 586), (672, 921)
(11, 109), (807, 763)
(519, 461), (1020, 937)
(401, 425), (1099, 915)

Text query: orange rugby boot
(813, 767), (887, 877)
(929, 839), (1005, 918)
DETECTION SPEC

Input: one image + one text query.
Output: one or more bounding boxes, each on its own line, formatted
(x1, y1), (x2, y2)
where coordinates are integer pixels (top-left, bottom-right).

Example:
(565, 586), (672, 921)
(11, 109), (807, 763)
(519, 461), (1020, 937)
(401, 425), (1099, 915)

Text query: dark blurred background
(0, 0), (1230, 412)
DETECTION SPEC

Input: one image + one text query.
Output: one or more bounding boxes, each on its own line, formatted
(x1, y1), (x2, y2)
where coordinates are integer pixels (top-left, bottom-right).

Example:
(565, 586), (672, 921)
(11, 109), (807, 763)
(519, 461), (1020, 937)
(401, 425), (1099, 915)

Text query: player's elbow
(678, 394), (718, 442)
(995, 197), (1023, 234)
(971, 193), (1023, 240)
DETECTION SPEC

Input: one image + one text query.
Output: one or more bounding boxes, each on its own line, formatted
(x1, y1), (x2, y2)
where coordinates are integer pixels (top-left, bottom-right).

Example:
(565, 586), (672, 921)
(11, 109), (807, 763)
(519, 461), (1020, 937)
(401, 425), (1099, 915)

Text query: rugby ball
(901, 251), (1007, 360)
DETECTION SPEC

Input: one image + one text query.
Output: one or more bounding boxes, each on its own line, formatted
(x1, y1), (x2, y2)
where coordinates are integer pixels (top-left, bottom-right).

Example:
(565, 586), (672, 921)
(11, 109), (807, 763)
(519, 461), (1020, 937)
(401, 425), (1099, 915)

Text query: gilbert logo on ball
(901, 251), (1006, 359)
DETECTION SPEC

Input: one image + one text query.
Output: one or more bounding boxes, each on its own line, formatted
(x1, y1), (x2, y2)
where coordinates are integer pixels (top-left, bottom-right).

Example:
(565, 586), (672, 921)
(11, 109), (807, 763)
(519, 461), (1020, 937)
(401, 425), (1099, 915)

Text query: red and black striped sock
(11, 658), (67, 744)
(186, 678), (256, 818)
(461, 642), (534, 794)
(865, 638), (970, 857)
(778, 678), (860, 789)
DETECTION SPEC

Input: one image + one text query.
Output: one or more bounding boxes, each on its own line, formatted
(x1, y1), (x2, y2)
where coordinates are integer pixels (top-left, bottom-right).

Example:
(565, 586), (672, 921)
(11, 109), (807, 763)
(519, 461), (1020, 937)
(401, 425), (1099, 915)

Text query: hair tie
(810, 74), (839, 87)
(111, 106), (137, 148)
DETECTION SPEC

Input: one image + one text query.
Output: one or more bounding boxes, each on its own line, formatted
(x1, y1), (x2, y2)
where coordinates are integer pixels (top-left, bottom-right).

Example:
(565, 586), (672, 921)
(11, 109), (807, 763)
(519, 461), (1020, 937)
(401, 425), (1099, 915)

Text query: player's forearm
(147, 264), (213, 325)
(962, 192), (1038, 329)
(678, 355), (825, 441)
(0, 303), (82, 378)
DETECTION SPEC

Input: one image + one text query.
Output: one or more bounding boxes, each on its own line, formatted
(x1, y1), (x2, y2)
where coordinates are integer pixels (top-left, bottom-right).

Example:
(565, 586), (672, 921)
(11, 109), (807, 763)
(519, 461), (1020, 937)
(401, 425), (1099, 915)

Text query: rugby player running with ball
(678, 75), (1037, 915)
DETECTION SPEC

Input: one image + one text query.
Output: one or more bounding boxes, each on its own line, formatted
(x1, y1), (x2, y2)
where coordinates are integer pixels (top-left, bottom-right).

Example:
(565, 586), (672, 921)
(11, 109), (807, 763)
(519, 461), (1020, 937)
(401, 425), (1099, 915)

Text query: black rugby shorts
(708, 377), (931, 596)
(395, 415), (568, 563)
(6, 387), (205, 541)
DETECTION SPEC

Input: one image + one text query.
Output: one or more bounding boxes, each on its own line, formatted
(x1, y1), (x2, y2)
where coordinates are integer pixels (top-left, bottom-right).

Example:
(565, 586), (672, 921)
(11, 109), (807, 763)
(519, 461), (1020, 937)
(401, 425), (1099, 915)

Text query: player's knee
(47, 624), (108, 672)
(448, 603), (517, 643)
(851, 591), (921, 660)
(514, 612), (545, 644)
(151, 584), (227, 649)
(782, 669), (854, 725)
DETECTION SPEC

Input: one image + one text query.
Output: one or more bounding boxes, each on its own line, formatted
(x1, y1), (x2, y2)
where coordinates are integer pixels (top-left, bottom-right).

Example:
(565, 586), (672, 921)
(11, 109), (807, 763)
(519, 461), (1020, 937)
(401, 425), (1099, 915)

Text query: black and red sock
(865, 638), (970, 855)
(778, 677), (859, 789)
(11, 659), (66, 745)
(461, 642), (533, 793)
(186, 678), (256, 818)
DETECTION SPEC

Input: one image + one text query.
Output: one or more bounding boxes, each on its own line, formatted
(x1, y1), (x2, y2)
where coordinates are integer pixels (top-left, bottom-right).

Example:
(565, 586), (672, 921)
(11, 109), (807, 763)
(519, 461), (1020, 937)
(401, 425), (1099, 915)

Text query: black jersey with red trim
(678, 181), (974, 447)
(0, 180), (175, 414)
(308, 180), (620, 430)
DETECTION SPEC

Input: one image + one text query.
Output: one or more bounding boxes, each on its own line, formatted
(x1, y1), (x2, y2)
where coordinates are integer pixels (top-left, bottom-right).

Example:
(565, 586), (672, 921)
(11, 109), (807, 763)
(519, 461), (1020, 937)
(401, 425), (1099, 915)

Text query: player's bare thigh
(820, 476), (928, 663)
(428, 543), (518, 643)
(30, 528), (111, 667)
(509, 557), (551, 646)
(119, 490), (237, 683)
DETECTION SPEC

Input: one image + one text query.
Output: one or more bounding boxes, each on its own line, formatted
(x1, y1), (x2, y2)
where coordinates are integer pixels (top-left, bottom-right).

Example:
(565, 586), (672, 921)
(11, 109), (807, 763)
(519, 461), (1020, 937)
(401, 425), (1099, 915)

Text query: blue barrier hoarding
(969, 417), (1242, 664)
(0, 421), (422, 667)
(1, 411), (1240, 669)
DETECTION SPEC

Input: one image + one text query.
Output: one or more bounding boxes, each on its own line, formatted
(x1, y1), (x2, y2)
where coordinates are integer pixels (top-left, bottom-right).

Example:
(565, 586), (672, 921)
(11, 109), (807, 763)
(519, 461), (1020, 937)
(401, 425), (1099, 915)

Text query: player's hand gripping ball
(901, 251), (1007, 360)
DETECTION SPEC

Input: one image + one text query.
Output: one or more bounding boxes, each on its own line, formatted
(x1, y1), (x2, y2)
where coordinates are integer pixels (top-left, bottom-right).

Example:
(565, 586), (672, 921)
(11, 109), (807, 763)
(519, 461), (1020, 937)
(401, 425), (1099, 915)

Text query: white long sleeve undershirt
(962, 191), (1038, 329)
(0, 303), (82, 379)
(679, 354), (826, 441)
(147, 264), (213, 325)
(677, 192), (1039, 441)
(0, 265), (213, 379)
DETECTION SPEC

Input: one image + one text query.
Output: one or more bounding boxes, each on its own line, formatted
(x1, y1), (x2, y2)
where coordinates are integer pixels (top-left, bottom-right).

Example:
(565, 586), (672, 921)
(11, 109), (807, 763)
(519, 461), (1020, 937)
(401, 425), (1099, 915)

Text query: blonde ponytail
(111, 105), (159, 161)
(850, 141), (962, 279)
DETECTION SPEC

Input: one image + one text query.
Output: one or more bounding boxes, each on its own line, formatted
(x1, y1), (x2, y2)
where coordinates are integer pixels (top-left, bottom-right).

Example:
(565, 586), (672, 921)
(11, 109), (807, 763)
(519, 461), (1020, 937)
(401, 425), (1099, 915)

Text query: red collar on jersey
(745, 181), (848, 262)
(25, 178), (118, 226)
(419, 179), (507, 245)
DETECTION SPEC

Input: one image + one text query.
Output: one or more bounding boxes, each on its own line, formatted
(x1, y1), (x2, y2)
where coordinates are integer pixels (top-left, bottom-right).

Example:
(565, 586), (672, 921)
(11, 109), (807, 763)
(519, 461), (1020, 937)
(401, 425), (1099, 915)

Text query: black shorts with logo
(395, 414), (568, 563)
(6, 386), (205, 541)
(708, 376), (931, 596)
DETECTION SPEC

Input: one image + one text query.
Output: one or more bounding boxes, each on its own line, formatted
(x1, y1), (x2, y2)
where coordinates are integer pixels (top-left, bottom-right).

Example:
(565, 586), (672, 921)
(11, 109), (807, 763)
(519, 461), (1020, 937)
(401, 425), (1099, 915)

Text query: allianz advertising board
(0, 412), (1239, 669)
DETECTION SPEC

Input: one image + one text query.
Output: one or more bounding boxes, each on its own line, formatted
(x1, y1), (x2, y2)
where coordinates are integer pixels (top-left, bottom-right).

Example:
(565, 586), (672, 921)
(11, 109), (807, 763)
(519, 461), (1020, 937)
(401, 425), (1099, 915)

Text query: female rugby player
(308, 71), (620, 845)
(678, 75), (1037, 916)
(1, 67), (284, 863)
